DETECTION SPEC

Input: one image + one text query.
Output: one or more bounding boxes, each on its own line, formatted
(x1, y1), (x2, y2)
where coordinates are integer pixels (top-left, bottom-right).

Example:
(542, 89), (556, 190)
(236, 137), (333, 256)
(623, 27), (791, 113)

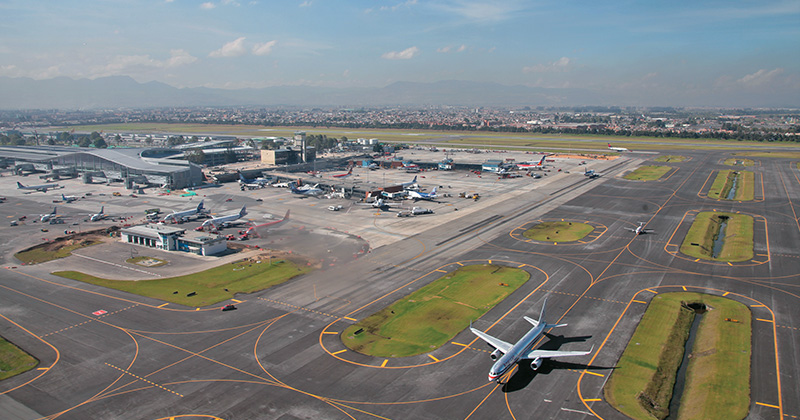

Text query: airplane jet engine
(490, 349), (502, 360)
(531, 357), (543, 370)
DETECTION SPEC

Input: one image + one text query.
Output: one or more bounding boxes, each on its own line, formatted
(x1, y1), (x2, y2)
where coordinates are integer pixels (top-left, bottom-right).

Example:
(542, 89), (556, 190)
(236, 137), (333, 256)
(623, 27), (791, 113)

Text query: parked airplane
(201, 205), (247, 230)
(400, 175), (419, 189)
(244, 209), (290, 237)
(625, 222), (654, 235)
(90, 206), (107, 222)
(238, 173), (271, 187)
(470, 298), (592, 382)
(290, 184), (323, 197)
(331, 168), (353, 179)
(516, 156), (547, 169)
(17, 181), (60, 193)
(367, 163), (380, 170)
(40, 207), (58, 222)
(61, 193), (79, 203)
(356, 198), (396, 211)
(407, 187), (438, 201)
(162, 200), (206, 223)
(608, 143), (630, 152)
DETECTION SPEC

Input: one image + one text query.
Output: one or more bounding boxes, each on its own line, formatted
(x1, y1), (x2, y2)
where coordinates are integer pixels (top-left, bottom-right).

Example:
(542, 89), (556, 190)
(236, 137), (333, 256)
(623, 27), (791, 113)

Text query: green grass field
(655, 155), (687, 162)
(623, 166), (672, 181)
(707, 170), (754, 201)
(53, 258), (312, 307)
(722, 158), (755, 167)
(0, 336), (39, 381)
(522, 221), (594, 242)
(604, 292), (750, 420)
(734, 151), (800, 159)
(680, 212), (753, 262)
(15, 239), (102, 265)
(341, 264), (529, 358)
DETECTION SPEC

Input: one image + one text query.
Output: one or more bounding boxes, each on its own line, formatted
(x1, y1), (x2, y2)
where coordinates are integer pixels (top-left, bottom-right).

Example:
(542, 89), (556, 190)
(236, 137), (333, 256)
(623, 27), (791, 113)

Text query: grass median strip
(707, 170), (754, 201)
(624, 166), (672, 181)
(604, 292), (751, 420)
(0, 336), (39, 381)
(523, 221), (594, 242)
(680, 211), (753, 262)
(53, 257), (313, 307)
(655, 155), (686, 162)
(342, 264), (529, 358)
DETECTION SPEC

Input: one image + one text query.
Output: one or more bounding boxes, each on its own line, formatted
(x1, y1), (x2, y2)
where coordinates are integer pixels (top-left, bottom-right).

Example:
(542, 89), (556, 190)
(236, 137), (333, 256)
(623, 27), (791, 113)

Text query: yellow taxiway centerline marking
(343, 317), (357, 321)
(332, 349), (347, 355)
(157, 303), (168, 308)
(755, 402), (780, 409)
(751, 304), (766, 307)
(37, 367), (48, 370)
(583, 371), (604, 377)
(584, 398), (601, 402)
(428, 355), (439, 362)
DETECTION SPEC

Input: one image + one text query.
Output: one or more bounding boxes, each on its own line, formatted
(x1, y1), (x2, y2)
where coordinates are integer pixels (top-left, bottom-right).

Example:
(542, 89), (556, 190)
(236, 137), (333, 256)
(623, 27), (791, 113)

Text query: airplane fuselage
(488, 322), (545, 381)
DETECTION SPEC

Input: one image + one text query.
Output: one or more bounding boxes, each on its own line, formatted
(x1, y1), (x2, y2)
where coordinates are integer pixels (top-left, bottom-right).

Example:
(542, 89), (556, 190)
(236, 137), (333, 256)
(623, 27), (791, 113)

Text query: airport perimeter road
(1, 149), (798, 419)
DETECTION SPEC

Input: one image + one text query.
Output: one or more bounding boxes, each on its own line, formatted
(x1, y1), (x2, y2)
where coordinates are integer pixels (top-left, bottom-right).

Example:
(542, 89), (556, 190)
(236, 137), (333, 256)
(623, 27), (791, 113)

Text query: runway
(0, 149), (797, 419)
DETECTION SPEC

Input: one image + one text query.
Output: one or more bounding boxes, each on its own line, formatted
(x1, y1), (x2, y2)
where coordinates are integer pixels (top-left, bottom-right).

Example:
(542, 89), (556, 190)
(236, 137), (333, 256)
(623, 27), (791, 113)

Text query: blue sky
(1, 0), (798, 105)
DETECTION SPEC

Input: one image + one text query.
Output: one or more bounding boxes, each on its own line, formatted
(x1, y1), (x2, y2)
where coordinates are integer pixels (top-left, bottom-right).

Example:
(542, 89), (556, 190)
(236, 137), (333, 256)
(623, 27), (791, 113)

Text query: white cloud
(437, 44), (467, 54)
(437, 46), (451, 53)
(299, 1), (312, 7)
(456, 44), (467, 52)
(523, 57), (571, 73)
(382, 46), (419, 60)
(166, 49), (199, 67)
(252, 40), (277, 56)
(200, 2), (216, 9)
(737, 68), (784, 87)
(433, 1), (525, 23)
(380, 0), (418, 12)
(89, 50), (198, 78)
(209, 37), (248, 58)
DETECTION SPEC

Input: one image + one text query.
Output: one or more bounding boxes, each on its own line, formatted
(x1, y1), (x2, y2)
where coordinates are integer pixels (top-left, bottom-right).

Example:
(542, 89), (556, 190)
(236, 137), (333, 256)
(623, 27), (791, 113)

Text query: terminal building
(119, 224), (227, 256)
(0, 145), (204, 189)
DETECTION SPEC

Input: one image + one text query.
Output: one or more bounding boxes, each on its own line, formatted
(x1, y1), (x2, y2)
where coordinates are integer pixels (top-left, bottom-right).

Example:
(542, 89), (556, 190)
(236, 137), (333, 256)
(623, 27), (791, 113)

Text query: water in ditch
(711, 218), (728, 258)
(665, 303), (707, 420)
(725, 173), (739, 200)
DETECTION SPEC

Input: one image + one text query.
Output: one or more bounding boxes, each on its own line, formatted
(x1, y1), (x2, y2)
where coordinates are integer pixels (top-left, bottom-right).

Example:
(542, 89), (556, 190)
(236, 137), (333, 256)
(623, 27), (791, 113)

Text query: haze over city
(1, 0), (799, 107)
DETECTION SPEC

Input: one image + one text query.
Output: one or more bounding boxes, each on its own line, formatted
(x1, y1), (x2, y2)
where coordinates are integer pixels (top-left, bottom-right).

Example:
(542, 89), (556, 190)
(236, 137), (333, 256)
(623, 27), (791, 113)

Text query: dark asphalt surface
(0, 150), (797, 419)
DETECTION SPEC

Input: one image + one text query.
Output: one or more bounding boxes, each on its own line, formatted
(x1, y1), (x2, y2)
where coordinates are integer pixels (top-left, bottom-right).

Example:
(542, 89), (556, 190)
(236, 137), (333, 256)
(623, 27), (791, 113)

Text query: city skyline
(1, 0), (799, 107)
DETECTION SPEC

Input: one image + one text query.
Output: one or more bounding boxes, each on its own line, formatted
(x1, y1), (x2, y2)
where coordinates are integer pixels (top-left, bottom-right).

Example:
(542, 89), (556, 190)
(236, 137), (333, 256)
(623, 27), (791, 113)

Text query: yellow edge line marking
(584, 371), (604, 377)
(434, 269), (447, 273)
(517, 264), (526, 268)
(322, 331), (338, 335)
(755, 402), (780, 409)
(752, 304), (766, 307)
(332, 349), (347, 355)
(632, 300), (646, 304)
(723, 292), (730, 296)
(488, 260), (492, 265)
(231, 299), (243, 303)
(728, 262), (733, 266)
(645, 289), (657, 294)
(343, 317), (357, 321)
(756, 318), (774, 323)
(380, 359), (388, 367)
(37, 367), (48, 370)
(195, 308), (200, 311)
(428, 355), (439, 362)
(682, 286), (687, 291)
(584, 398), (601, 402)
(157, 303), (168, 308)
(451, 342), (468, 347)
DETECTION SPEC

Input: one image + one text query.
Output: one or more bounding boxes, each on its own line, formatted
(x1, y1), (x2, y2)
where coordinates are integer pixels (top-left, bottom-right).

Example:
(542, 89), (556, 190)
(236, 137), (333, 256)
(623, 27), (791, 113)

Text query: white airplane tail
(239, 205), (247, 216)
(525, 298), (568, 329)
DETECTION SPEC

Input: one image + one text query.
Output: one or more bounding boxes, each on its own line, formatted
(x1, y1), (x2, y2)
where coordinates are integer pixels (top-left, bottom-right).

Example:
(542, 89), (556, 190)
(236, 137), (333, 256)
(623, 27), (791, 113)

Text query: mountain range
(0, 76), (610, 110)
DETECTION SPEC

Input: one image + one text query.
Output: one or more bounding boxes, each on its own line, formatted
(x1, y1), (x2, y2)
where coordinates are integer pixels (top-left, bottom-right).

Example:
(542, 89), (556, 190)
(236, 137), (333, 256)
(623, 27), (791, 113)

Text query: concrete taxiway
(0, 149), (797, 419)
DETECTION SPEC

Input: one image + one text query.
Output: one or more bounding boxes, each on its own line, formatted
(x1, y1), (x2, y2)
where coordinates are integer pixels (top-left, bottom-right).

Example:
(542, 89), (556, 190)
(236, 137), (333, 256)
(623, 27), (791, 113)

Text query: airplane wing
(525, 346), (592, 360)
(470, 327), (513, 354)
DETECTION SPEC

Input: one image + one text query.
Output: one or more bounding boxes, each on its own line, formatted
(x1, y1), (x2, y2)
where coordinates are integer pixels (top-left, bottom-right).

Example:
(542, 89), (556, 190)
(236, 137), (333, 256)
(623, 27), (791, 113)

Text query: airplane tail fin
(240, 205), (247, 216)
(100, 206), (104, 214)
(411, 175), (417, 183)
(283, 209), (290, 220)
(197, 200), (204, 211)
(538, 156), (546, 165)
(431, 187), (437, 194)
(17, 182), (24, 188)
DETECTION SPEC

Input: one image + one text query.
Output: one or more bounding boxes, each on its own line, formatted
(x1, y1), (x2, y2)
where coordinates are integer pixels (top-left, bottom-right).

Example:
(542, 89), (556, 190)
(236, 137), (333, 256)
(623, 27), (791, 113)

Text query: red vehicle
(221, 304), (237, 311)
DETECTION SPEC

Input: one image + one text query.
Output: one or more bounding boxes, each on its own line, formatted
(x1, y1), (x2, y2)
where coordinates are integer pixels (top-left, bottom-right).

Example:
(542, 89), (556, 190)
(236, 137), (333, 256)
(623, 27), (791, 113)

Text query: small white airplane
(608, 143), (629, 152)
(17, 181), (60, 193)
(625, 222), (654, 235)
(61, 193), (79, 203)
(331, 168), (353, 179)
(162, 200), (206, 223)
(356, 198), (397, 211)
(584, 168), (602, 179)
(90, 206), (107, 222)
(271, 180), (292, 188)
(40, 207), (58, 222)
(407, 186), (438, 201)
(238, 173), (270, 188)
(201, 205), (247, 230)
(471, 298), (592, 382)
